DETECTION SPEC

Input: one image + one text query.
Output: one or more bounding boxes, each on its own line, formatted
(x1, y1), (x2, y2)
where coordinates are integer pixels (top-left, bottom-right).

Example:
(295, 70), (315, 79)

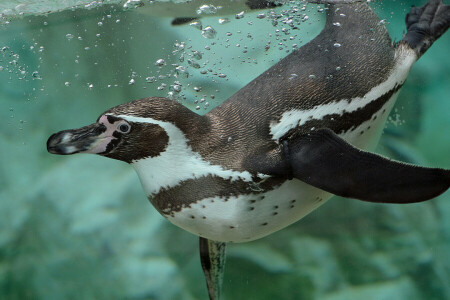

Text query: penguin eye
(118, 123), (130, 133)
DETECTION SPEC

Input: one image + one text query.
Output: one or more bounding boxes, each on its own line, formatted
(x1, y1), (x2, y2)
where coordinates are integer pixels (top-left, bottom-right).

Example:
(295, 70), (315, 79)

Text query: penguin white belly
(167, 179), (331, 243)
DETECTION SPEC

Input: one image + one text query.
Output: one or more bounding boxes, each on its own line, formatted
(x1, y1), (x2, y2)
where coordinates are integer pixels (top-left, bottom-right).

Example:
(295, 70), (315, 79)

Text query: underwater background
(0, 0), (449, 299)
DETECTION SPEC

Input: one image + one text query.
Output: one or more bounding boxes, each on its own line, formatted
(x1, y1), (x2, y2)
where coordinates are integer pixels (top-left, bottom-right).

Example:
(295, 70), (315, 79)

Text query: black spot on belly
(373, 115), (377, 120)
(250, 200), (256, 203)
(360, 130), (364, 135)
(273, 212), (278, 216)
(202, 216), (207, 219)
(260, 196), (265, 200)
(291, 200), (296, 203)
(273, 205), (279, 209)
(262, 222), (268, 226)
(249, 206), (255, 211)
(190, 215), (195, 219)
(229, 226), (235, 229)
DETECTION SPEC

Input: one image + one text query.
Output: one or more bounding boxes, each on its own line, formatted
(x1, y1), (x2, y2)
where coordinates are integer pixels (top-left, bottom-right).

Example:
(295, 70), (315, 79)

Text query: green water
(0, 1), (449, 299)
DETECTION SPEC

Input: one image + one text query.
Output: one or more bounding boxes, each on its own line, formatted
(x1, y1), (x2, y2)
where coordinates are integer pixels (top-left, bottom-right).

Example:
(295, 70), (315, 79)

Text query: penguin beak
(47, 123), (109, 155)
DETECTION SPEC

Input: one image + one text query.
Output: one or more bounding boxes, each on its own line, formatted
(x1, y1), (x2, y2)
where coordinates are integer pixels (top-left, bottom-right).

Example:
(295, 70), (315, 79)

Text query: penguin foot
(403, 0), (450, 57)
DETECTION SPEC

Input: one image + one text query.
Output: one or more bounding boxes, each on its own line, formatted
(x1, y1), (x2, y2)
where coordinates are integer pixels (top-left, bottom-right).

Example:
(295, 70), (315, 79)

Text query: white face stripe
(269, 47), (417, 141)
(111, 114), (255, 196)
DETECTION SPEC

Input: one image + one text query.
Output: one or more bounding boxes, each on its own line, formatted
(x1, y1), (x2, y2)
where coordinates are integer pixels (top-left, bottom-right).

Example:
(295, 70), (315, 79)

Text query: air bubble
(188, 59), (201, 69)
(197, 4), (218, 15)
(65, 34), (74, 40)
(155, 59), (166, 66)
(190, 21), (202, 30)
(123, 0), (143, 9)
(235, 11), (245, 19)
(192, 51), (202, 60)
(218, 18), (229, 24)
(201, 26), (217, 39)
(333, 42), (341, 47)
(146, 76), (156, 83)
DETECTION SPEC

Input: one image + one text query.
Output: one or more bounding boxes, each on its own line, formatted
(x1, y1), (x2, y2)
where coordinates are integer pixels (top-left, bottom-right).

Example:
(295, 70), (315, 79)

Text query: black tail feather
(403, 0), (450, 57)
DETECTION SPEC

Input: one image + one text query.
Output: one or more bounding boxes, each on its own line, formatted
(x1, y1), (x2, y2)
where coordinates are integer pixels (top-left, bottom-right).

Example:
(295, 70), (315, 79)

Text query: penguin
(47, 1), (450, 299)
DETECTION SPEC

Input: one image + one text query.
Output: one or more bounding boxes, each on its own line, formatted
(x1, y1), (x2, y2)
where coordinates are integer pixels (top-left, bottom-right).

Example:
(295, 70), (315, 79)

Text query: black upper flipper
(403, 0), (450, 57)
(284, 129), (450, 203)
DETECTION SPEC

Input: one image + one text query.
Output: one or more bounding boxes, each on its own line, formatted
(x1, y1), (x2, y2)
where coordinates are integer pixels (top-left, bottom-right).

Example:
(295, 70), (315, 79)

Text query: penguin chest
(156, 179), (332, 243)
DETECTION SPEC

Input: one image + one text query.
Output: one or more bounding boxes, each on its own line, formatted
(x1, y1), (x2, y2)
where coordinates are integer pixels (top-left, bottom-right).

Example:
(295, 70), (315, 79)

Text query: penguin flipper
(403, 0), (450, 57)
(284, 128), (450, 203)
(199, 237), (227, 300)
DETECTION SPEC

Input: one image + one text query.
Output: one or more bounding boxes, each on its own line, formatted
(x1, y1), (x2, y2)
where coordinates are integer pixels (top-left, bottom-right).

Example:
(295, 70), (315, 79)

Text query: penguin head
(46, 97), (194, 163)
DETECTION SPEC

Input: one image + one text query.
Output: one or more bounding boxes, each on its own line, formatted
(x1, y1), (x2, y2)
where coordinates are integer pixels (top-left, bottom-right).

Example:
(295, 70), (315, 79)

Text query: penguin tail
(402, 0), (450, 57)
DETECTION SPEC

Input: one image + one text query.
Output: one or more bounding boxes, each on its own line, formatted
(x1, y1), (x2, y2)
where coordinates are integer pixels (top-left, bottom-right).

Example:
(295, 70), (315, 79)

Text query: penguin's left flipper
(284, 128), (450, 203)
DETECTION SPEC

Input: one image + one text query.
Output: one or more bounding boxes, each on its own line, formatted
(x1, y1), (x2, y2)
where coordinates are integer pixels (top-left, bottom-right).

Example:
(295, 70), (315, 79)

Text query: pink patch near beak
(83, 115), (118, 154)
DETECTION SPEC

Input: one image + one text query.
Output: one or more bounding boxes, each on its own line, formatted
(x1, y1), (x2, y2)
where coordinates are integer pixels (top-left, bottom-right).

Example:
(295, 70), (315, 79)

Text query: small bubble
(145, 76), (156, 83)
(64, 81), (71, 86)
(195, 106), (201, 110)
(333, 42), (341, 47)
(235, 11), (245, 19)
(32, 71), (41, 80)
(88, 83), (94, 89)
(123, 0), (144, 9)
(218, 73), (227, 78)
(175, 66), (189, 78)
(333, 22), (341, 27)
(129, 78), (135, 85)
(309, 74), (316, 79)
(197, 4), (217, 15)
(65, 33), (74, 40)
(257, 13), (266, 19)
(336, 66), (341, 71)
(155, 59), (166, 66)
(201, 26), (217, 39)
(190, 21), (202, 30)
(218, 18), (229, 24)
(289, 74), (298, 80)
(192, 50), (202, 60)
(157, 83), (167, 90)
(188, 59), (201, 69)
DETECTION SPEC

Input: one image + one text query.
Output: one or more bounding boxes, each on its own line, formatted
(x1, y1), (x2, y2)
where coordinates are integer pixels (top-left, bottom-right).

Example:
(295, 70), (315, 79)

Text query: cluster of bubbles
(137, 0), (335, 110)
(55, 1), (341, 111)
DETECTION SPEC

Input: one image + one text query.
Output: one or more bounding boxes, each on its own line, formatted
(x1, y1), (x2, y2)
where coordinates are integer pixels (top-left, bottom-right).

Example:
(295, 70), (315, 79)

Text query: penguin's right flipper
(284, 129), (450, 203)
(403, 0), (450, 57)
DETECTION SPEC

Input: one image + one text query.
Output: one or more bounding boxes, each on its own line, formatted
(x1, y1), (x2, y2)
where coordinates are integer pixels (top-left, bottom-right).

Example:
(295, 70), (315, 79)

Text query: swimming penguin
(47, 0), (450, 299)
